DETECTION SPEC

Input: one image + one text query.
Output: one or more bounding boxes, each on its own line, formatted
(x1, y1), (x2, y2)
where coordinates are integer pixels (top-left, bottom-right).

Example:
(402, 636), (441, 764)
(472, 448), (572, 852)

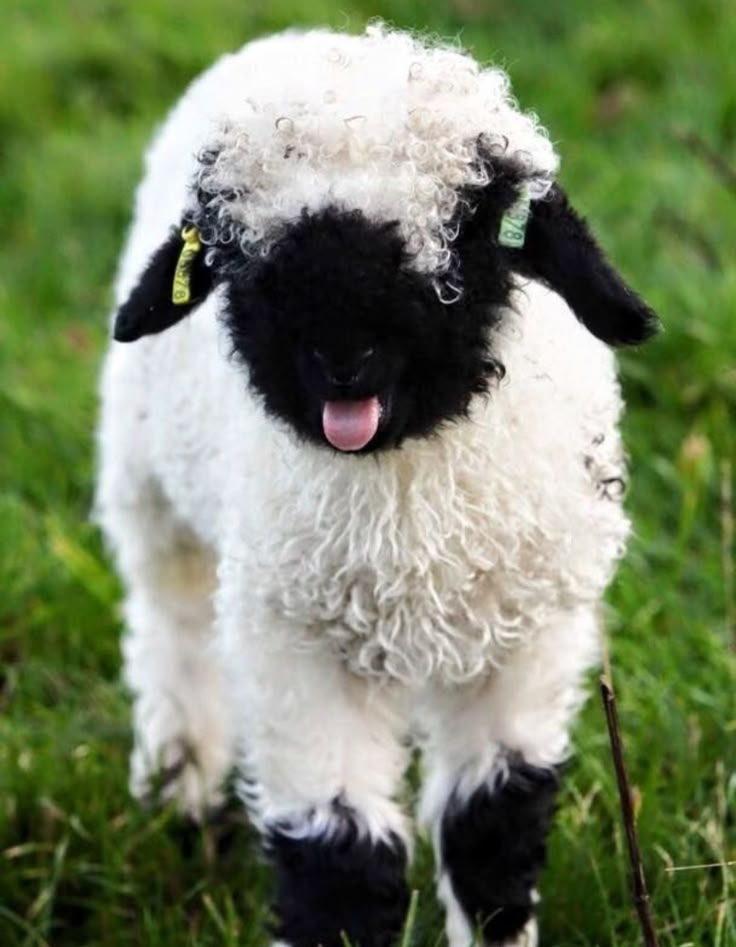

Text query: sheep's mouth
(321, 395), (388, 452)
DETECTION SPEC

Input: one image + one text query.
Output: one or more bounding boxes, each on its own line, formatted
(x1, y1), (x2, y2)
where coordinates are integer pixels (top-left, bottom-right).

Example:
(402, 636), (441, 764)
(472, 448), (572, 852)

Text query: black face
(113, 155), (658, 455)
(222, 207), (508, 452)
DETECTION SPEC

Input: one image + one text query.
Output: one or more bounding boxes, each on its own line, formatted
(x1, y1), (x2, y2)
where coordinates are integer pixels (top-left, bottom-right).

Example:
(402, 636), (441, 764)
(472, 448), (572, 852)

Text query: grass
(1, 0), (734, 944)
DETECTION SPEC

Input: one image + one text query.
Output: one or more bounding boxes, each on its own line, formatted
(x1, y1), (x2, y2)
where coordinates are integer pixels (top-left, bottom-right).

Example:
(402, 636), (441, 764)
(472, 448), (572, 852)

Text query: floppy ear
(508, 184), (659, 345)
(113, 224), (214, 342)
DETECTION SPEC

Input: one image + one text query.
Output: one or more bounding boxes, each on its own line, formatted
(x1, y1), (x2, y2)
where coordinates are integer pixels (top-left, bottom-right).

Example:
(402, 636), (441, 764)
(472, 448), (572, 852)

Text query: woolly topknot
(190, 23), (558, 283)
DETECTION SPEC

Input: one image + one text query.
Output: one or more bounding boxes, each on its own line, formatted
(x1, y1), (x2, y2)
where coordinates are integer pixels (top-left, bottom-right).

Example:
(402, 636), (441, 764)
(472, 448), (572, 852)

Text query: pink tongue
(322, 397), (380, 451)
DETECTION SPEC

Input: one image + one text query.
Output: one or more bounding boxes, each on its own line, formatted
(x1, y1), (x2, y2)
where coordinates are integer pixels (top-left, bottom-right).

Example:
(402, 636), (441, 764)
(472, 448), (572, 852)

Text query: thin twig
(600, 676), (660, 947)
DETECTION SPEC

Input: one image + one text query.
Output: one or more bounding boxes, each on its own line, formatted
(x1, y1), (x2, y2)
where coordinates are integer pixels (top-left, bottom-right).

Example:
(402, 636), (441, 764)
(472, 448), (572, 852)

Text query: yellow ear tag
(172, 225), (202, 305)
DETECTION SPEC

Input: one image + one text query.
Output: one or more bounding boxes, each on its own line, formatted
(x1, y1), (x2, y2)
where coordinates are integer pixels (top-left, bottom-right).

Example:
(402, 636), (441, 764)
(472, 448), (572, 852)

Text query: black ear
(113, 225), (214, 342)
(510, 184), (659, 346)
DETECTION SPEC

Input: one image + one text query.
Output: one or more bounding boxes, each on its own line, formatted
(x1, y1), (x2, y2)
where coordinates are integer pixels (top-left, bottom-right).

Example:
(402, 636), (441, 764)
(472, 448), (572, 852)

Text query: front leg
(418, 607), (601, 947)
(437, 759), (556, 947)
(221, 609), (411, 947)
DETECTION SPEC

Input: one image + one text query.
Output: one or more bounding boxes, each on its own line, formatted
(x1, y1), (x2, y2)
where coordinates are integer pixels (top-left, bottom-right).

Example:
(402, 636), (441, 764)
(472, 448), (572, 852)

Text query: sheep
(96, 23), (658, 947)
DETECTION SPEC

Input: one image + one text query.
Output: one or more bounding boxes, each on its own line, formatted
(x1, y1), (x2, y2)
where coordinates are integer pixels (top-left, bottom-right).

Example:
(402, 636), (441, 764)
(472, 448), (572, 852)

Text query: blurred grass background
(1, 0), (734, 944)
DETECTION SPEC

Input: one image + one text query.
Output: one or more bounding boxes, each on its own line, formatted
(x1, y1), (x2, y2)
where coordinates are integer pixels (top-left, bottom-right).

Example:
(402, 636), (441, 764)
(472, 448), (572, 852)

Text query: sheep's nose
(314, 346), (375, 387)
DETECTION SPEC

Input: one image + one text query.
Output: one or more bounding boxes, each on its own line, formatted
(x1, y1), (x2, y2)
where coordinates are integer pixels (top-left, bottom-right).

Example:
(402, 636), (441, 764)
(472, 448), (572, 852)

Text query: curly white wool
(190, 23), (557, 281)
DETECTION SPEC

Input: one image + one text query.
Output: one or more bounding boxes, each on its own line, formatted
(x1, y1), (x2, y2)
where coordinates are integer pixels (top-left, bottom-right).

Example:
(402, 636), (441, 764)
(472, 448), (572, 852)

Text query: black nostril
(313, 346), (375, 387)
(327, 368), (358, 386)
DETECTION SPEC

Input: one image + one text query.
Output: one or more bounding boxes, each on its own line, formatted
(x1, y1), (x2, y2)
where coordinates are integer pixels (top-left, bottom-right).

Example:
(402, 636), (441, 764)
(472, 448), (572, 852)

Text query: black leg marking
(441, 761), (561, 944)
(267, 804), (409, 947)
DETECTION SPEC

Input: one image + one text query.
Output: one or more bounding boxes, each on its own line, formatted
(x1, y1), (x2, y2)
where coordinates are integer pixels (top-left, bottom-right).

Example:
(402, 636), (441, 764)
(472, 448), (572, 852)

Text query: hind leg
(99, 481), (233, 818)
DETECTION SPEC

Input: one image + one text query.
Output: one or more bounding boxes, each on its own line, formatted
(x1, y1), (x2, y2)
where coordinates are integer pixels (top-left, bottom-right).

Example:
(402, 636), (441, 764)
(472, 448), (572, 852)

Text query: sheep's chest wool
(219, 293), (631, 687)
(97, 23), (657, 947)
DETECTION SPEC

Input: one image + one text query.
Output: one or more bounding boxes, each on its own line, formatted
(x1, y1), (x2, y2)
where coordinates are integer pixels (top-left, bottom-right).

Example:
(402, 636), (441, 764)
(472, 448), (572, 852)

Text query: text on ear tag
(172, 225), (202, 305)
(498, 184), (531, 249)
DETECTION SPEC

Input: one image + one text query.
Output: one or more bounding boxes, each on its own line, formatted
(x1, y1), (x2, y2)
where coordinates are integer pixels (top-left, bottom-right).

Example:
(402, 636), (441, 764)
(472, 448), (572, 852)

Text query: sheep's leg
(219, 608), (411, 947)
(417, 607), (601, 947)
(99, 483), (233, 818)
(431, 759), (552, 947)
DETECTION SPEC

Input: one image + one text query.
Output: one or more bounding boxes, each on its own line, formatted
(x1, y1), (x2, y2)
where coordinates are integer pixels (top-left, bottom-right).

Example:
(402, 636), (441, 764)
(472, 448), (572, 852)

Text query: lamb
(96, 23), (658, 947)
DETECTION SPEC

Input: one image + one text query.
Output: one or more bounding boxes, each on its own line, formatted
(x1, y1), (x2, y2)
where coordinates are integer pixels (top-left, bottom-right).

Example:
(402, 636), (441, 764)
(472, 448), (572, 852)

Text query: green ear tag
(172, 225), (202, 305)
(498, 184), (532, 249)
